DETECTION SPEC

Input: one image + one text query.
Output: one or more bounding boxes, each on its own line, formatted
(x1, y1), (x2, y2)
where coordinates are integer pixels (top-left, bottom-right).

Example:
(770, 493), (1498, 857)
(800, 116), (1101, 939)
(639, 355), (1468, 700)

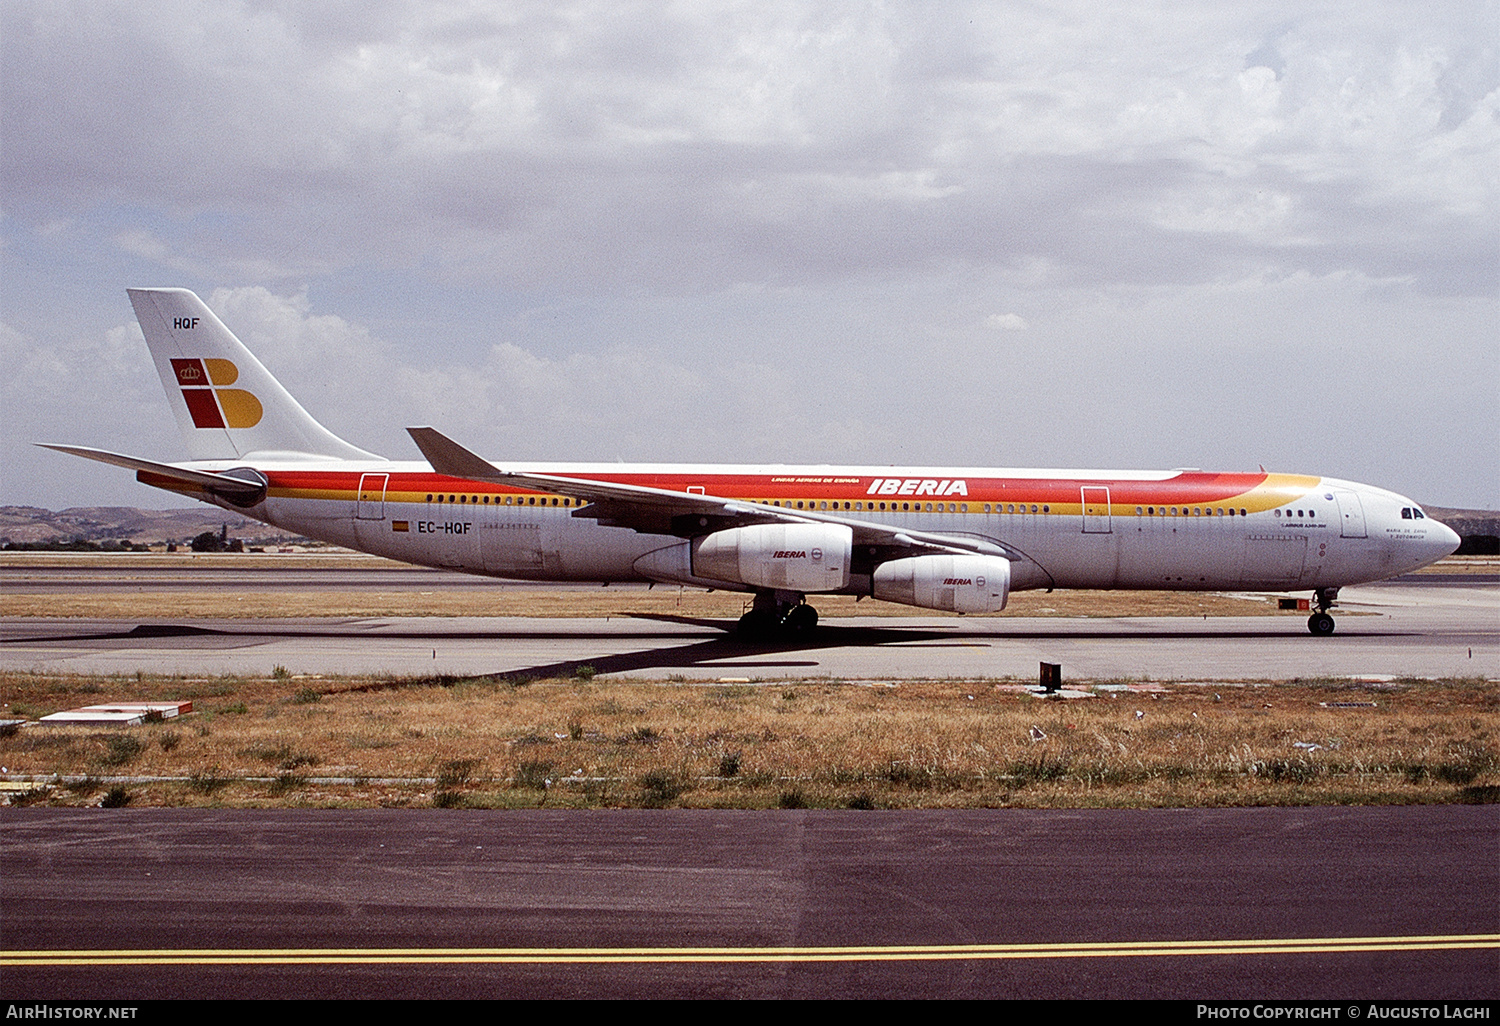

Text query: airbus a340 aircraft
(45, 289), (1460, 637)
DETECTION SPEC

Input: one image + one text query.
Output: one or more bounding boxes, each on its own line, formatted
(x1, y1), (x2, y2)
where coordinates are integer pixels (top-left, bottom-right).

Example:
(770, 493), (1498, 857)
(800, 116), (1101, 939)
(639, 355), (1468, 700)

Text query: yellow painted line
(4, 934), (1495, 966)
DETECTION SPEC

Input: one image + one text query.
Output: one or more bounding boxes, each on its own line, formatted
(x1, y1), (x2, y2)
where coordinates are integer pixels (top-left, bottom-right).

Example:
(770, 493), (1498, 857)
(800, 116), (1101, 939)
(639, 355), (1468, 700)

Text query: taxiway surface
(2, 577), (1495, 681)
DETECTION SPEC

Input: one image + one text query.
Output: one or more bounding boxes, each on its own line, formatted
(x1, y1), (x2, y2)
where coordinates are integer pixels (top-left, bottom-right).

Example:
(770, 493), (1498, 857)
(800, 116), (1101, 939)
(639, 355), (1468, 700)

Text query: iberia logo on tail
(169, 358), (263, 429)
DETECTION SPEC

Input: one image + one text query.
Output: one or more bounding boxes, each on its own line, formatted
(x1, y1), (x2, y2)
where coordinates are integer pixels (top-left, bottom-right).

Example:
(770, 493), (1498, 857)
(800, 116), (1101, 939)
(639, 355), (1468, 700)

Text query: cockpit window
(1413, 508), (1425, 519)
(1402, 507), (1412, 519)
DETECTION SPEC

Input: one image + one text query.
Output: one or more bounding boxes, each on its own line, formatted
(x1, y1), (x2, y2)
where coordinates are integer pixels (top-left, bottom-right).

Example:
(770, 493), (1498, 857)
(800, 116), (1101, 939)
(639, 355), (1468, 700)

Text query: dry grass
(0, 552), (401, 570)
(2, 670), (1494, 809)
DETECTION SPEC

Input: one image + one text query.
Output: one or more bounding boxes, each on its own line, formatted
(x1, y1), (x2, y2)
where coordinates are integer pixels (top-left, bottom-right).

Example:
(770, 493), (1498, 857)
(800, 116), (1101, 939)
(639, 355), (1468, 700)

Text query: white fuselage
(157, 458), (1460, 597)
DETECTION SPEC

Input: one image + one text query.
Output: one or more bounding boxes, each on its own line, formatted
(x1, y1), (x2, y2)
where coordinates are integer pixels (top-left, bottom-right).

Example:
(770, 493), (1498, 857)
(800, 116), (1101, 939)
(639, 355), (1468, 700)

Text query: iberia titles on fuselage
(43, 288), (1460, 637)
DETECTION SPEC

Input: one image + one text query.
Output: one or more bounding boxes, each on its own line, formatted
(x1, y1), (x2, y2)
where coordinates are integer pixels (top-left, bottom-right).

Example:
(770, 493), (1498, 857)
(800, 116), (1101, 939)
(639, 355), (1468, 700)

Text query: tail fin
(128, 288), (379, 462)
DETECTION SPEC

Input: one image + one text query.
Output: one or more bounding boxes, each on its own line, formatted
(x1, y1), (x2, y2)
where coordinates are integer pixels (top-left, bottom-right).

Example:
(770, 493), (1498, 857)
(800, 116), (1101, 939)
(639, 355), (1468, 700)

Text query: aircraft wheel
(1308, 612), (1335, 636)
(736, 608), (779, 638)
(784, 604), (819, 634)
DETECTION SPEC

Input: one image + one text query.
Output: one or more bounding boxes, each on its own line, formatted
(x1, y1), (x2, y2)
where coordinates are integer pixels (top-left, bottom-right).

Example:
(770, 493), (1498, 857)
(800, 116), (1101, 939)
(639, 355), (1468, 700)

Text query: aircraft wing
(37, 444), (268, 504)
(406, 427), (1018, 560)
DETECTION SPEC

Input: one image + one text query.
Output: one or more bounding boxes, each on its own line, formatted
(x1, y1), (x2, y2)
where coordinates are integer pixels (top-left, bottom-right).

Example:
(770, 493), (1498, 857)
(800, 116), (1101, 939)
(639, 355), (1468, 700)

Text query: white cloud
(1, 3), (1495, 509)
(984, 313), (1028, 330)
(5, 2), (1493, 293)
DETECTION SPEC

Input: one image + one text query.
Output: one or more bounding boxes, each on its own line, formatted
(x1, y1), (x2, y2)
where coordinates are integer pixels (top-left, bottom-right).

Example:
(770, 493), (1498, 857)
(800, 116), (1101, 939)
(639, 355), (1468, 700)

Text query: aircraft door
(1242, 534), (1307, 586)
(1333, 490), (1367, 538)
(356, 474), (388, 520)
(1081, 486), (1111, 533)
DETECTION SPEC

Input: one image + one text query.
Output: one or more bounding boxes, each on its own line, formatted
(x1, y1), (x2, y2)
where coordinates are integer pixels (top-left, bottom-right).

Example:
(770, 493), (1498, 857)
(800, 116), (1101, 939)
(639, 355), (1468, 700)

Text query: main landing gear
(1307, 587), (1340, 636)
(736, 590), (819, 639)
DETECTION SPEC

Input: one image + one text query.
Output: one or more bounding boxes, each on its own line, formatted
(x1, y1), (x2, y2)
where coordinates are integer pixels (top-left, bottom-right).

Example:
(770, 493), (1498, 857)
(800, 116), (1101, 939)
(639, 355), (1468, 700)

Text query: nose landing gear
(1307, 587), (1339, 636)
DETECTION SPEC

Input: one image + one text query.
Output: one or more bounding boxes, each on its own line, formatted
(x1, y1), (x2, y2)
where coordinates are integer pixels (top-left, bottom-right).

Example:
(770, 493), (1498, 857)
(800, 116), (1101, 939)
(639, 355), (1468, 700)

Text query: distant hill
(1425, 506), (1500, 555)
(0, 506), (306, 546)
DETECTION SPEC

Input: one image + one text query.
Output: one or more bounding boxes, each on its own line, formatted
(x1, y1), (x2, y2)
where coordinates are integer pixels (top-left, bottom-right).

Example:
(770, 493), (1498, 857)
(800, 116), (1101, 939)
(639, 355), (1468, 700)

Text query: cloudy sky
(3, 1), (1496, 511)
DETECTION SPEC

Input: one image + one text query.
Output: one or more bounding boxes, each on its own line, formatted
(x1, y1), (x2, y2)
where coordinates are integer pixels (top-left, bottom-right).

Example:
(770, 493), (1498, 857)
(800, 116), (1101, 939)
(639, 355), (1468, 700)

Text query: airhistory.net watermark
(5, 1008), (138, 1020)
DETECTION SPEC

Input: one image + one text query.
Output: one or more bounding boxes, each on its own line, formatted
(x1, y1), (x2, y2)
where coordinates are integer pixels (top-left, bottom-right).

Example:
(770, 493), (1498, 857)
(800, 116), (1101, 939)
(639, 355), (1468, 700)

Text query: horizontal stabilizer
(37, 444), (268, 505)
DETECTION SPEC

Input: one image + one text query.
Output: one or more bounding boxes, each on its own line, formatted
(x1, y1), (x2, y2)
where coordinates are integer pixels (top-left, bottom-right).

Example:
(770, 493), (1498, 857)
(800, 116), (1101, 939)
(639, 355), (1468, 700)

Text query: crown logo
(168, 358), (263, 429)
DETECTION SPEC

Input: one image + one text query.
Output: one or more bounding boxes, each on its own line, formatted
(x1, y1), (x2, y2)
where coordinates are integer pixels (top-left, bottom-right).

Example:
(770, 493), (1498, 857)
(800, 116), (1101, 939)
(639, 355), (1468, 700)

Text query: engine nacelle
(692, 523), (852, 593)
(873, 554), (1011, 613)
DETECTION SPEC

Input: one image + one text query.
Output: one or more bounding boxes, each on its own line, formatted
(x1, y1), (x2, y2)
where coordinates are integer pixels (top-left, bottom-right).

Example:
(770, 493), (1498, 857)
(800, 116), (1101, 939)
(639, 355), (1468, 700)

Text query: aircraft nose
(1430, 519), (1462, 559)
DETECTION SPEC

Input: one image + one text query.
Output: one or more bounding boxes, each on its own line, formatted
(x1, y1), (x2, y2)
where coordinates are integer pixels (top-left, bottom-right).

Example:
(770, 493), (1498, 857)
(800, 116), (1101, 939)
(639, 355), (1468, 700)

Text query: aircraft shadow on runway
(476, 616), (1419, 682)
(0, 615), (1415, 683)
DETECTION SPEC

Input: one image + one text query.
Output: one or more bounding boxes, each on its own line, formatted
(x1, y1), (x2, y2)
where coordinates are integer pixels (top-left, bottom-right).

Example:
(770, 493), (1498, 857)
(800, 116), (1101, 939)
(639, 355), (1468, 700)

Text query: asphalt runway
(2, 807), (1495, 1000)
(1, 577), (1495, 681)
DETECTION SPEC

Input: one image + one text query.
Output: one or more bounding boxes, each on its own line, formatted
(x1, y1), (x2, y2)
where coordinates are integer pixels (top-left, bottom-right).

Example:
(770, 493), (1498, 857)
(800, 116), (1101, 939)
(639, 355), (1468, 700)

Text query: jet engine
(873, 554), (1011, 613)
(691, 523), (852, 592)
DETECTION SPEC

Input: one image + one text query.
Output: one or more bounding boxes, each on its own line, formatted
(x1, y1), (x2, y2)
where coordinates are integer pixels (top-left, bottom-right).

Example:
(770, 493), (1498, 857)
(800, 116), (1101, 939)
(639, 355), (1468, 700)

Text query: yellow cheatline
(4, 934), (1496, 966)
(269, 487), (356, 502)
